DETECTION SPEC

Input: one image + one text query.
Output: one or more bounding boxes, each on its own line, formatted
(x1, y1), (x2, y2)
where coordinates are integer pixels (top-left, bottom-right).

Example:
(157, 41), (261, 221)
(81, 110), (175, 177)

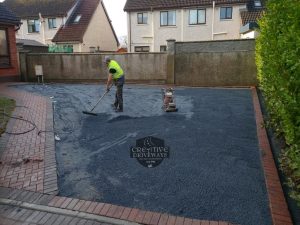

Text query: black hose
(2, 113), (36, 135)
(1, 105), (54, 136)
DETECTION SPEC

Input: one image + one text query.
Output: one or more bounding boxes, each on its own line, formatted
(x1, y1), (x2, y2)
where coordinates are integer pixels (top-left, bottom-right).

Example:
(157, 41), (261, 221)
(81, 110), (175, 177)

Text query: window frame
(48, 18), (57, 29)
(160, 45), (167, 52)
(137, 12), (148, 24)
(220, 7), (232, 20)
(160, 10), (176, 27)
(189, 8), (206, 25)
(0, 28), (11, 68)
(134, 46), (150, 52)
(27, 19), (40, 33)
(254, 0), (262, 8)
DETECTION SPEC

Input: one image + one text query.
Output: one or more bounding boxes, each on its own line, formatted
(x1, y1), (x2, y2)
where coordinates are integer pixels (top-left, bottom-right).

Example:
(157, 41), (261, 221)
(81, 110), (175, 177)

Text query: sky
(103, 0), (128, 37)
(0, 0), (128, 37)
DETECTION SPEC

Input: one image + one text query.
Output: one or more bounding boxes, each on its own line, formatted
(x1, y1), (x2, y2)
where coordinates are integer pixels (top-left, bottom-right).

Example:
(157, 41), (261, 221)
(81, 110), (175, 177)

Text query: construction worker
(105, 56), (125, 112)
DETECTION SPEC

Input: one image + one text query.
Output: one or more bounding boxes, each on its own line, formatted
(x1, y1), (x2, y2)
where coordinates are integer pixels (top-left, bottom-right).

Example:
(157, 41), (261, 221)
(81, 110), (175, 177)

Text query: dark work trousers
(114, 76), (125, 110)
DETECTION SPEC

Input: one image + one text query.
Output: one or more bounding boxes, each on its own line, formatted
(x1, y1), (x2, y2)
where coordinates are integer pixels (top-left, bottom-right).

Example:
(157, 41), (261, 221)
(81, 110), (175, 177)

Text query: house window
(137, 12), (148, 24)
(48, 18), (57, 29)
(74, 15), (81, 23)
(135, 46), (150, 52)
(254, 0), (262, 7)
(27, 19), (40, 33)
(220, 7), (232, 19)
(160, 11), (176, 26)
(160, 45), (167, 52)
(0, 29), (10, 68)
(189, 9), (206, 25)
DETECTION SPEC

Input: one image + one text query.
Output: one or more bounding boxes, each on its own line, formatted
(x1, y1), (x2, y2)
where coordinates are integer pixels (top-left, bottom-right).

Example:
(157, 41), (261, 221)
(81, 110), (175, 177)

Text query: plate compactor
(162, 88), (178, 112)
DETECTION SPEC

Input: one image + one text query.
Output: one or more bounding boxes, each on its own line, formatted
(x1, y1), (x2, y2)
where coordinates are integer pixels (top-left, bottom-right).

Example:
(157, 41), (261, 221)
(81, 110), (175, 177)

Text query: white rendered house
(4, 0), (119, 52)
(124, 0), (264, 52)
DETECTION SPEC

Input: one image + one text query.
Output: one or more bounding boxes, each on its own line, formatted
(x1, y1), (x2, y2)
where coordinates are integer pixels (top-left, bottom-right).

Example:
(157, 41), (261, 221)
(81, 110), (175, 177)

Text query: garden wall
(20, 39), (257, 86)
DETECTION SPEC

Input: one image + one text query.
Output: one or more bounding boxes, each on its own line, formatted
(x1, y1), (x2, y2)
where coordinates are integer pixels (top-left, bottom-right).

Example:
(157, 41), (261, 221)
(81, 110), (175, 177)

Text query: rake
(82, 88), (110, 116)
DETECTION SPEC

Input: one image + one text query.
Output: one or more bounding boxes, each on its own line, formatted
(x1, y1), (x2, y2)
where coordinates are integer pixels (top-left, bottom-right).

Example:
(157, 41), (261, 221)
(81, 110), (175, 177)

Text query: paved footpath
(0, 83), (57, 194)
(0, 83), (293, 225)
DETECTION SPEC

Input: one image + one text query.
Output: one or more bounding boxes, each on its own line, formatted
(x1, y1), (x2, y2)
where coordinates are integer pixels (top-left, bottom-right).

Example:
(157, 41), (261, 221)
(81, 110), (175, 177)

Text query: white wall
(82, 2), (118, 52)
(128, 4), (247, 52)
(128, 11), (154, 52)
(16, 17), (65, 45)
(241, 30), (259, 39)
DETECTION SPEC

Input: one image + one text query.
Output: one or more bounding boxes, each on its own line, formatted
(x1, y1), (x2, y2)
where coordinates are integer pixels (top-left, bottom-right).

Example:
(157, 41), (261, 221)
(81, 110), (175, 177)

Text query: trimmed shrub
(256, 0), (300, 204)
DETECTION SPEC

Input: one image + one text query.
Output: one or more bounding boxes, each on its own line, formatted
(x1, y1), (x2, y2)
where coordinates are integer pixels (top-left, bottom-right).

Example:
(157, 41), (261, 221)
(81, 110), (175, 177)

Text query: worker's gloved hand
(106, 87), (110, 92)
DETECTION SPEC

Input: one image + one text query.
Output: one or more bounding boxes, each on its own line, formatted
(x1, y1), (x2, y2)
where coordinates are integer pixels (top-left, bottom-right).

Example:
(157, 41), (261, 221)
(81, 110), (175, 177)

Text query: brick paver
(0, 187), (233, 225)
(0, 83), (57, 194)
(0, 84), (294, 225)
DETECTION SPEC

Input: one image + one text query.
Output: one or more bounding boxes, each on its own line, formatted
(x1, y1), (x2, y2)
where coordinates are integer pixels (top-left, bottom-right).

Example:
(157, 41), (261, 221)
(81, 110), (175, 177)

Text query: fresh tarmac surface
(16, 84), (272, 225)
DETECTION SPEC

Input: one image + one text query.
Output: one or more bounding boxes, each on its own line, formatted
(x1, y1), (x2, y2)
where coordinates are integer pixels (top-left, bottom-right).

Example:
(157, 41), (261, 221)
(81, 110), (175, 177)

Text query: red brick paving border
(0, 83), (58, 194)
(46, 195), (234, 225)
(251, 87), (293, 225)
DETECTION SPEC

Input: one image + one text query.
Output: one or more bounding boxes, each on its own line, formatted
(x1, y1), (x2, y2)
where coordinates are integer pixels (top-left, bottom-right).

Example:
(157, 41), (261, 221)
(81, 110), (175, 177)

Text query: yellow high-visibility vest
(108, 60), (124, 80)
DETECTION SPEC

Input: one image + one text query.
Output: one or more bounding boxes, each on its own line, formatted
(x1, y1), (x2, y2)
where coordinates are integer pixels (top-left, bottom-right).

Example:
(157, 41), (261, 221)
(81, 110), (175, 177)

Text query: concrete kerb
(0, 198), (139, 225)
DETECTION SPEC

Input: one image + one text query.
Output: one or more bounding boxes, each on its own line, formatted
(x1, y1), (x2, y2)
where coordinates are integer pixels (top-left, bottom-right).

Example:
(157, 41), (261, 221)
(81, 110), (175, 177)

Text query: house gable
(82, 1), (119, 52)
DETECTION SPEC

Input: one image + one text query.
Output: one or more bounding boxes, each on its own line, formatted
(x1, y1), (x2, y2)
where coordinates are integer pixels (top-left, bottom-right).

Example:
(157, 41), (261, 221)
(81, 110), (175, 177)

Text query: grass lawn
(0, 97), (15, 136)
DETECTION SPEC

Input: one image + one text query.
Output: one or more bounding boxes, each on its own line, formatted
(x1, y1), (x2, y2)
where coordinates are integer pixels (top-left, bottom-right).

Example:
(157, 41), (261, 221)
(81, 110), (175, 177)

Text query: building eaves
(124, 0), (249, 12)
(17, 38), (47, 47)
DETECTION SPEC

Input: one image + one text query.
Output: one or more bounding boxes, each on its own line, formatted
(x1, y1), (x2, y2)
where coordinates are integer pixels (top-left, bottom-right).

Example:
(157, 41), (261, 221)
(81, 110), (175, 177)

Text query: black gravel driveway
(16, 84), (272, 225)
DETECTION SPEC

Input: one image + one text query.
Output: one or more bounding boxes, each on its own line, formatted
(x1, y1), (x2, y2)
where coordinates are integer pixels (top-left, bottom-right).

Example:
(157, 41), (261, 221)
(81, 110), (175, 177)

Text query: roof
(52, 0), (119, 46)
(52, 0), (99, 43)
(0, 3), (20, 25)
(3, 0), (77, 18)
(17, 39), (47, 47)
(124, 0), (249, 11)
(241, 11), (263, 25)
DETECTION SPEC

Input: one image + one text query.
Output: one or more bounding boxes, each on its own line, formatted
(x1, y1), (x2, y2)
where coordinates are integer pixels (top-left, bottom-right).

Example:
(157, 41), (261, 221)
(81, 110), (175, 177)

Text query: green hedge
(256, 0), (300, 204)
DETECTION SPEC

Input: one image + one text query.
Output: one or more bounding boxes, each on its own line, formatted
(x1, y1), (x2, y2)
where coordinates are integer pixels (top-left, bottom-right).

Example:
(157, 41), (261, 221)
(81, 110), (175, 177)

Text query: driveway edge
(251, 87), (293, 225)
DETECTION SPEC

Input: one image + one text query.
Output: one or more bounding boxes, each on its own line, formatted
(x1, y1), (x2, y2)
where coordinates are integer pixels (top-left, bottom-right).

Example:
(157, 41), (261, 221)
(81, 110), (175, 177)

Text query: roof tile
(3, 0), (77, 18)
(241, 10), (263, 25)
(0, 2), (20, 25)
(52, 0), (99, 43)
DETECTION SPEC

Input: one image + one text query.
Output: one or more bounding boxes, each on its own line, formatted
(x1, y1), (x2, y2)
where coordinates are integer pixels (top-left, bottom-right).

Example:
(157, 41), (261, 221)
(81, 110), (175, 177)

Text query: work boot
(115, 108), (123, 113)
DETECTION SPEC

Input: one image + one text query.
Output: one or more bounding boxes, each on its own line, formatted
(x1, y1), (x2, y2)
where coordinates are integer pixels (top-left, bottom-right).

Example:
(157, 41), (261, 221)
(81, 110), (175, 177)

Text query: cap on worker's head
(104, 56), (111, 63)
